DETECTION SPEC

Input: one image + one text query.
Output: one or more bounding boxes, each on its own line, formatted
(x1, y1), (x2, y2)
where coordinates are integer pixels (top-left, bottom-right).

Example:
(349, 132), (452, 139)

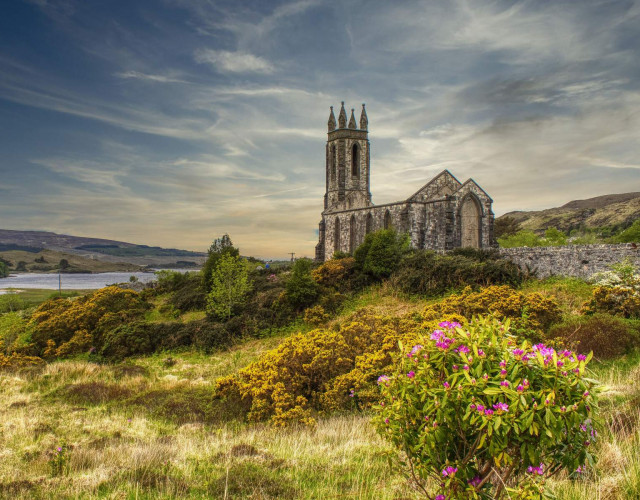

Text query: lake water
(0, 271), (173, 291)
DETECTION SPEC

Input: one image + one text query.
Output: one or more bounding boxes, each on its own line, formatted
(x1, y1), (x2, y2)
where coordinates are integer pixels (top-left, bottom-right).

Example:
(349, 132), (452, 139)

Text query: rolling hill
(0, 229), (206, 269)
(498, 192), (640, 235)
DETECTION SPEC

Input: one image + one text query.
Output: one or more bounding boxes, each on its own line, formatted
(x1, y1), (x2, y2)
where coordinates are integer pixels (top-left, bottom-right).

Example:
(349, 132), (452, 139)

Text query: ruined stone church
(315, 102), (495, 261)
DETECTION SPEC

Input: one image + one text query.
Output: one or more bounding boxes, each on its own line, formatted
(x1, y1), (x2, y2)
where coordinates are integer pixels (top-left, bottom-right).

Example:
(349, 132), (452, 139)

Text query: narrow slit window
(351, 144), (359, 177)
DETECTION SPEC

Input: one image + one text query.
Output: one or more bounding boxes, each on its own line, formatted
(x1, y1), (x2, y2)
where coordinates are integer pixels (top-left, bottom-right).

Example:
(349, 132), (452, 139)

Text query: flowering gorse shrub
(29, 286), (150, 358)
(373, 316), (599, 499)
(583, 259), (640, 318)
(421, 286), (561, 340)
(215, 309), (426, 426)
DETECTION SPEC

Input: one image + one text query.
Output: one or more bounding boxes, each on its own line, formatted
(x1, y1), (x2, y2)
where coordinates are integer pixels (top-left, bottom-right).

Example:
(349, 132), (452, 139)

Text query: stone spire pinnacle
(338, 101), (347, 129)
(348, 108), (357, 129)
(327, 106), (336, 132)
(359, 103), (368, 131)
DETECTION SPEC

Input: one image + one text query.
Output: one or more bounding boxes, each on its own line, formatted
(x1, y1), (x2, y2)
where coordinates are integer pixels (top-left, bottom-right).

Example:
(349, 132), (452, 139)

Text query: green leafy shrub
(100, 322), (158, 359)
(612, 219), (640, 243)
(498, 230), (543, 248)
(284, 258), (319, 310)
(168, 273), (207, 312)
(374, 316), (599, 499)
(548, 314), (638, 359)
(354, 229), (409, 280)
(101, 319), (233, 359)
(392, 251), (524, 296)
(0, 311), (31, 355)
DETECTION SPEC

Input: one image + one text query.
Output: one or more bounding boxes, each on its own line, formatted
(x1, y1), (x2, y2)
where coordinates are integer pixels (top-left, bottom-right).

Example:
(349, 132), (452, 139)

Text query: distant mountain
(498, 192), (640, 234)
(0, 230), (206, 267)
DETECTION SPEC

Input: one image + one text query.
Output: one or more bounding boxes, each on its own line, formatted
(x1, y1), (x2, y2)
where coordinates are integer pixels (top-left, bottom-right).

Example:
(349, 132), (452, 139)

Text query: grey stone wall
(498, 244), (640, 279)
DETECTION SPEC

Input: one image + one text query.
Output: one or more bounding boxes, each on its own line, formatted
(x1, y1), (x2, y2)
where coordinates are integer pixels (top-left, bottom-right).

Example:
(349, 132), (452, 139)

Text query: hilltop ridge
(0, 229), (205, 268)
(499, 192), (640, 234)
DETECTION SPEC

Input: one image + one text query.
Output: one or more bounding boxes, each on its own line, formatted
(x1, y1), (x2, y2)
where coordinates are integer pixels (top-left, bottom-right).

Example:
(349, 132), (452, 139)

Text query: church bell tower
(324, 102), (372, 212)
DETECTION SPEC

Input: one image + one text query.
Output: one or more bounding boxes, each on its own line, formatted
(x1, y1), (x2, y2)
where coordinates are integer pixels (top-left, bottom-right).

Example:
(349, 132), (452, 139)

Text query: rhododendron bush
(374, 316), (599, 499)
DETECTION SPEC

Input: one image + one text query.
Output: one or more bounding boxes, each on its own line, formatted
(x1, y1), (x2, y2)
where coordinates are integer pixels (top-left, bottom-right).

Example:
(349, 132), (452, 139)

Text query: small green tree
(206, 253), (252, 320)
(0, 261), (7, 278)
(16, 261), (27, 272)
(59, 259), (70, 270)
(285, 258), (319, 309)
(202, 234), (240, 292)
(354, 229), (409, 280)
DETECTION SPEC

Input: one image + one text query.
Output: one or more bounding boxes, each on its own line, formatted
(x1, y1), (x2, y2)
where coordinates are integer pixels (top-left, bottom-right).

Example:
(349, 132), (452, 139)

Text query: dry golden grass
(0, 358), (420, 499)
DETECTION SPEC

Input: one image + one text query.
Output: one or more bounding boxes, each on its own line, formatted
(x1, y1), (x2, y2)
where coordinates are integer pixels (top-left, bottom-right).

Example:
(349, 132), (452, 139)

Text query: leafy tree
(59, 259), (70, 270)
(285, 258), (319, 309)
(16, 261), (27, 272)
(202, 234), (240, 292)
(354, 229), (409, 280)
(494, 216), (520, 238)
(0, 261), (7, 278)
(206, 253), (252, 320)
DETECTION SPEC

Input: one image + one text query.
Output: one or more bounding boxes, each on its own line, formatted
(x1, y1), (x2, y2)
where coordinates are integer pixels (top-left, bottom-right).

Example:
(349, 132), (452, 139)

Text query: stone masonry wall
(498, 244), (640, 279)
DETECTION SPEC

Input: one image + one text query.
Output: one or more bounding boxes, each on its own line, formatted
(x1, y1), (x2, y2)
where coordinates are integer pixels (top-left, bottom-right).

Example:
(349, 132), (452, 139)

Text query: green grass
(0, 288), (91, 313)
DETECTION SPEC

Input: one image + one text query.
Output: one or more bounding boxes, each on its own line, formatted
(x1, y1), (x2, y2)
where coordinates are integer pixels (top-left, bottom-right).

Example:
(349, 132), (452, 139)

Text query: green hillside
(498, 192), (640, 236)
(0, 248), (144, 274)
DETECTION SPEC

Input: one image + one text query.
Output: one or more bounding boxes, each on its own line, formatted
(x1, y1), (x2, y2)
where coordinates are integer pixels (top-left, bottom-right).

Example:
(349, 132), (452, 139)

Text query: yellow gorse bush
(422, 285), (561, 336)
(217, 286), (562, 426)
(28, 286), (149, 357)
(583, 285), (640, 318)
(311, 257), (355, 288)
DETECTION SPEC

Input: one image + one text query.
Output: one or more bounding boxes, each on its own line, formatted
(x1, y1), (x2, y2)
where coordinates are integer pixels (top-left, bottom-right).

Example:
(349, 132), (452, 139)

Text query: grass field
(1, 279), (639, 498)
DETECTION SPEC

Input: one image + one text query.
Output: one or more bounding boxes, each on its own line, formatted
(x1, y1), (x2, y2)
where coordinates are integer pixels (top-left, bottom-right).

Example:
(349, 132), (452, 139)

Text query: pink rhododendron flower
(441, 466), (458, 477)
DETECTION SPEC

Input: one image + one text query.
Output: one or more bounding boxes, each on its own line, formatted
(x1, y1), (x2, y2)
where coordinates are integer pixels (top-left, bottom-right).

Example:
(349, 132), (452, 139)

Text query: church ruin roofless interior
(315, 102), (496, 261)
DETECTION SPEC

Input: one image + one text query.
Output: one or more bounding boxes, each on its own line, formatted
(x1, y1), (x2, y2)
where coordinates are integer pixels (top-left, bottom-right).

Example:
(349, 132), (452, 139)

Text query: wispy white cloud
(114, 70), (188, 84)
(194, 49), (274, 74)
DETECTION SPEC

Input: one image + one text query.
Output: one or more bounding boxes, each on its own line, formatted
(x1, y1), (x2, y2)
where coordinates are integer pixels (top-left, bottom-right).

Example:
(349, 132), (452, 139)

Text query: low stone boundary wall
(498, 243), (639, 279)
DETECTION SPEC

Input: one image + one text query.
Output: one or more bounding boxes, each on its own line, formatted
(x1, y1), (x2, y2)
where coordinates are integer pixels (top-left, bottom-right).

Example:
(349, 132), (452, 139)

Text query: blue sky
(1, 0), (639, 258)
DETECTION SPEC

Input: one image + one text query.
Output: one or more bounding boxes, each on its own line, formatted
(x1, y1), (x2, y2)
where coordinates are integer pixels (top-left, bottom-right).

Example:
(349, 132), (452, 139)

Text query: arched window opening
(351, 143), (359, 177)
(460, 196), (481, 248)
(334, 217), (341, 253)
(349, 215), (357, 253)
(366, 213), (373, 234)
(331, 145), (336, 181)
(384, 210), (392, 230)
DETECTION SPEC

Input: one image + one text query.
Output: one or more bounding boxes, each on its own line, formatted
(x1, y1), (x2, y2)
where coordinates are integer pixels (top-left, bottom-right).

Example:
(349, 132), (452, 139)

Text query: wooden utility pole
(289, 252), (295, 262)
